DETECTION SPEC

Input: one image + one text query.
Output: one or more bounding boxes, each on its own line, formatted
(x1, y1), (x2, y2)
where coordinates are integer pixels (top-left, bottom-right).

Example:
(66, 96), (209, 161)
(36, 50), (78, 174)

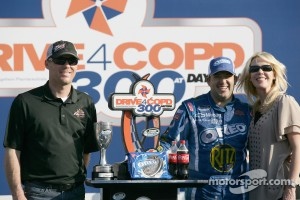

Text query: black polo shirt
(4, 82), (99, 184)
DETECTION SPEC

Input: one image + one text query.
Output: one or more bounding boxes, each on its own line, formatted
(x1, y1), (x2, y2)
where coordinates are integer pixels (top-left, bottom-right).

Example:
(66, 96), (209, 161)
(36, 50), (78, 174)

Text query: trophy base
(92, 165), (114, 180)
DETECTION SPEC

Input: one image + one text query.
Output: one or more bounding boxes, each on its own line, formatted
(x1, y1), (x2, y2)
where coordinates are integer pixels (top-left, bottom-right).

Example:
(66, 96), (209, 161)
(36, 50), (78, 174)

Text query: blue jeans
(185, 184), (248, 200)
(23, 182), (85, 200)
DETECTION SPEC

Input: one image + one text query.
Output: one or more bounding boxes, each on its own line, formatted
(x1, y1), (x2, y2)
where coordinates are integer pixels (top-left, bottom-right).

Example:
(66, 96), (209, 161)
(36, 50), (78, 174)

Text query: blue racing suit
(160, 92), (251, 200)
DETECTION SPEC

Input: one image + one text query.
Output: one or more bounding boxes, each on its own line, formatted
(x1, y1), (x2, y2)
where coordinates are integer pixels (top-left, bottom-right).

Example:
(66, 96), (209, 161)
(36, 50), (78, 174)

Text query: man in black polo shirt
(3, 40), (99, 200)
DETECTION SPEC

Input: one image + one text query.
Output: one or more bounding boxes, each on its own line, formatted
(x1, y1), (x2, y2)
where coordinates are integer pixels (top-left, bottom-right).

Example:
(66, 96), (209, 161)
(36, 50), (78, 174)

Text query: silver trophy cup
(92, 122), (114, 180)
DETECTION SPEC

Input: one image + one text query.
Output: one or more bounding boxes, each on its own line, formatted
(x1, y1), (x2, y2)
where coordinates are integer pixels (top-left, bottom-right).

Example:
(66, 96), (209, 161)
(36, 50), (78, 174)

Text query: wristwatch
(287, 179), (297, 188)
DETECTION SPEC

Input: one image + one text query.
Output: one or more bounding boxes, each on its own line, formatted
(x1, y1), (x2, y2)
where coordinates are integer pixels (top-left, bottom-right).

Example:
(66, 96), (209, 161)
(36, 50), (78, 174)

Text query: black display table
(85, 179), (208, 200)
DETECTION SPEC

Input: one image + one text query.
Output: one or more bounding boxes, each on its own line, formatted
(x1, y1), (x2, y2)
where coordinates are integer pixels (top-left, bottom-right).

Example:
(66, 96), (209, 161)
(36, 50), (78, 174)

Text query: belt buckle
(57, 183), (73, 191)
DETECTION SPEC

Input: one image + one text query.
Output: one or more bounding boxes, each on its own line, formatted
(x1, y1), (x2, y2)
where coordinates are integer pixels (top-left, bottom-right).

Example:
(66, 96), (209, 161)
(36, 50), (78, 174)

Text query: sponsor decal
(225, 123), (247, 136)
(142, 128), (160, 137)
(199, 124), (247, 145)
(173, 109), (183, 120)
(196, 112), (222, 125)
(234, 109), (245, 116)
(210, 144), (236, 172)
(73, 108), (85, 118)
(213, 58), (231, 66)
(200, 129), (219, 144)
(136, 197), (151, 200)
(112, 192), (126, 200)
(187, 102), (194, 112)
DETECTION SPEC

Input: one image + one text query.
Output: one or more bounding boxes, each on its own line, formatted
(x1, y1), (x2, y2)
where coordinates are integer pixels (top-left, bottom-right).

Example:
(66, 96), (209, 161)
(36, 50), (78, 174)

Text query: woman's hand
(282, 186), (296, 200)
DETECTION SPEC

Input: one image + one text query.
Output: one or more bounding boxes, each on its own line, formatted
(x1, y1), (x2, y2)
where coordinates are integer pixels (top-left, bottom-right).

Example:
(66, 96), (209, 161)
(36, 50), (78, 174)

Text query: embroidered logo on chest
(74, 108), (85, 118)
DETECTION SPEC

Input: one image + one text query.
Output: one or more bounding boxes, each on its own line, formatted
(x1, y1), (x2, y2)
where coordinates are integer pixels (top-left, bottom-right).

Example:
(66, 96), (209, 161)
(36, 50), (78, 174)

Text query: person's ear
(45, 60), (49, 69)
(207, 76), (211, 85)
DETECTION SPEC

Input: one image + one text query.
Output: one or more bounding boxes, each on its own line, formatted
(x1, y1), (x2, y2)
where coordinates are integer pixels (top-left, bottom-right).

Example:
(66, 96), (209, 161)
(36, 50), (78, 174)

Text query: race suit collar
(207, 91), (236, 112)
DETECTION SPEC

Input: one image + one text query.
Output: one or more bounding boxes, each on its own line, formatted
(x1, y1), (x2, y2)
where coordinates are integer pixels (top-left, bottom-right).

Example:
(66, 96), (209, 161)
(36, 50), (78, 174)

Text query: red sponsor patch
(174, 113), (181, 120)
(187, 102), (194, 112)
(234, 109), (244, 116)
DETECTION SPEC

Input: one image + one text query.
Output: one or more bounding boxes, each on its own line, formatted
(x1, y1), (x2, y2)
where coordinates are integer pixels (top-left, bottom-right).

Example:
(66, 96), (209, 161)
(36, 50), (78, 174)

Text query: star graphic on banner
(66, 0), (127, 36)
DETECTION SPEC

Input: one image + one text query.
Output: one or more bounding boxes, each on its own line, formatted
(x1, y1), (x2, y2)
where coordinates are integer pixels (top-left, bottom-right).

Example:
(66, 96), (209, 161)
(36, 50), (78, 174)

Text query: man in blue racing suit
(159, 57), (252, 200)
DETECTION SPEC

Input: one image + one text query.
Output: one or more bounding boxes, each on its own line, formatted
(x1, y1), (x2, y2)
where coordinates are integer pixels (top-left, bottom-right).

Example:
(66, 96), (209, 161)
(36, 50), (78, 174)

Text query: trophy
(92, 121), (114, 180)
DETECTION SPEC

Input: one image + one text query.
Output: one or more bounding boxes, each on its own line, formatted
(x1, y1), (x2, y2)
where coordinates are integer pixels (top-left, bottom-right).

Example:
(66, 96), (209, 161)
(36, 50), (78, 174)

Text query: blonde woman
(237, 52), (300, 200)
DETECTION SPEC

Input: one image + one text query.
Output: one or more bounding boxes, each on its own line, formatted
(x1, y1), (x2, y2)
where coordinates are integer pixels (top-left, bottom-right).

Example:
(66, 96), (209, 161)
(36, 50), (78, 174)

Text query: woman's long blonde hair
(237, 52), (288, 113)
